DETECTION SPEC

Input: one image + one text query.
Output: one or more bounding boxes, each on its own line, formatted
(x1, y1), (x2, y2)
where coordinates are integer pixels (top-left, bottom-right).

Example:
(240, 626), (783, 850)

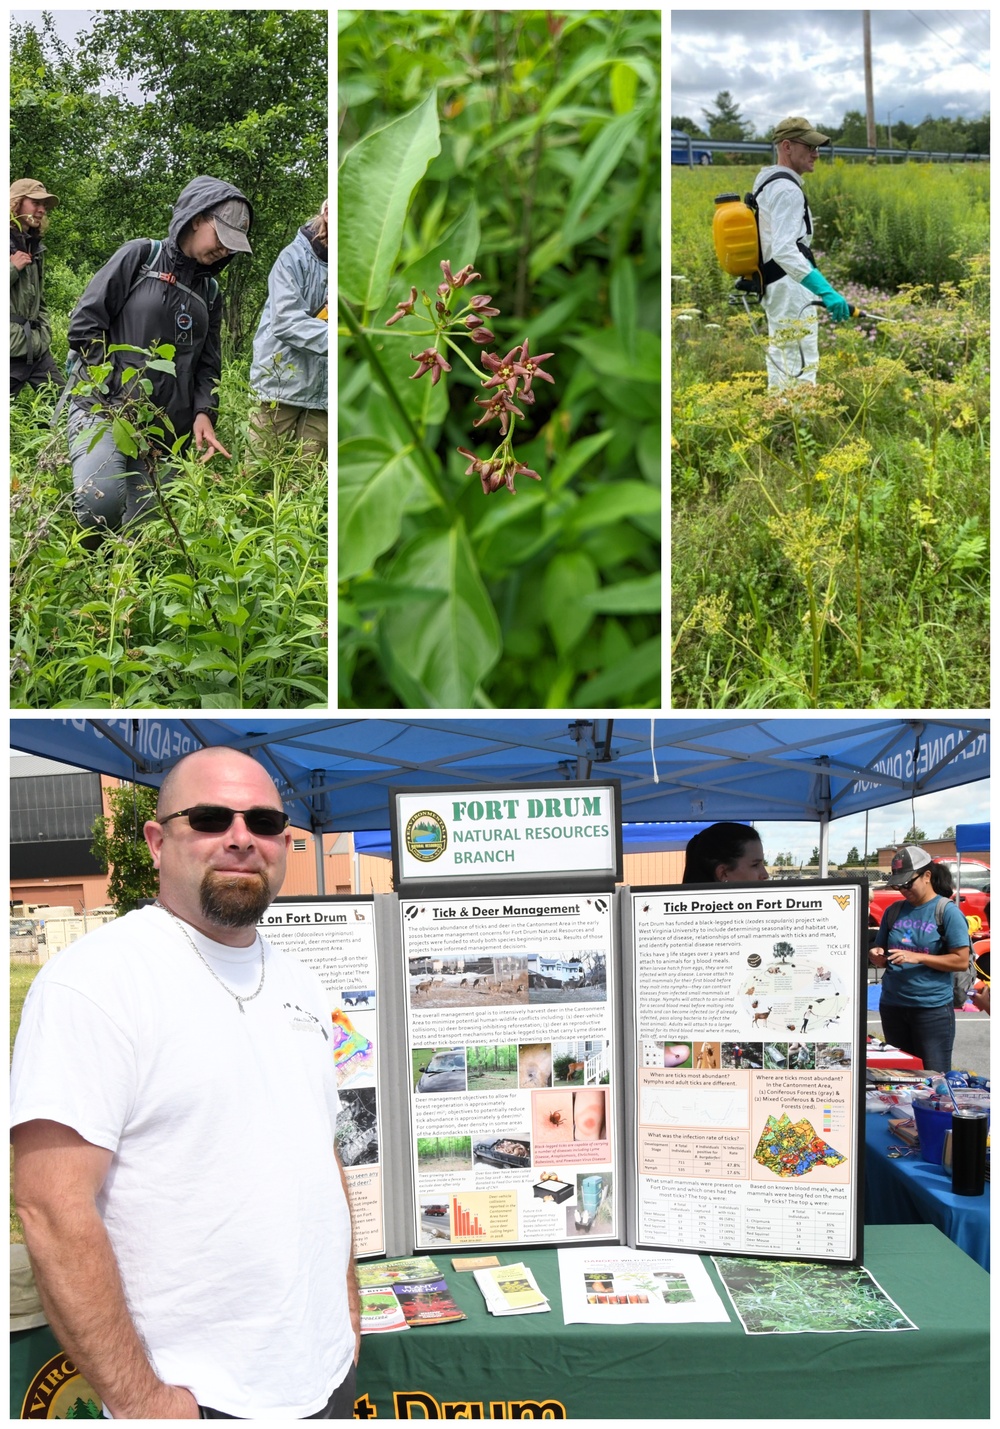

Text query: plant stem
(338, 297), (447, 507)
(441, 334), (486, 378)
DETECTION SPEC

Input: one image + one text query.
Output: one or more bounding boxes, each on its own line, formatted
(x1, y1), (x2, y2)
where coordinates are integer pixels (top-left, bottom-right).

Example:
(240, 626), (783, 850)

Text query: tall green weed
(10, 367), (328, 708)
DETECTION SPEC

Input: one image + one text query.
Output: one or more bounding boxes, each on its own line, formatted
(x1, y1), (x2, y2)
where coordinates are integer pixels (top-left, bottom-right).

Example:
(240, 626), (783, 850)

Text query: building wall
(10, 875), (112, 915)
(622, 850), (686, 886)
(875, 839), (990, 870)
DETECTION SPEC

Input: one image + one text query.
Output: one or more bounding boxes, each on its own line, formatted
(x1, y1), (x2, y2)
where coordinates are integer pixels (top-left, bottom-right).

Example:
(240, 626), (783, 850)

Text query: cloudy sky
(758, 779), (991, 866)
(671, 9), (990, 134)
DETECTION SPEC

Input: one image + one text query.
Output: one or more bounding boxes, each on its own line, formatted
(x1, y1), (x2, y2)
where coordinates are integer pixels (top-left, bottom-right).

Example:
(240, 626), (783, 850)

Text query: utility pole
(863, 11), (876, 149)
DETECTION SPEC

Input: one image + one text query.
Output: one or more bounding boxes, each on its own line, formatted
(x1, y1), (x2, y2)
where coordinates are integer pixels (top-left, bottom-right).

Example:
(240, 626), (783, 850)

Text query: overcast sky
(671, 8), (991, 133)
(12, 9), (142, 101)
(757, 780), (991, 865)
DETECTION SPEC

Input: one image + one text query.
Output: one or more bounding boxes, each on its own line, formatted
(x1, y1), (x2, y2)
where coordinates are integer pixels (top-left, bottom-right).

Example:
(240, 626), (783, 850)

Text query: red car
(868, 859), (990, 942)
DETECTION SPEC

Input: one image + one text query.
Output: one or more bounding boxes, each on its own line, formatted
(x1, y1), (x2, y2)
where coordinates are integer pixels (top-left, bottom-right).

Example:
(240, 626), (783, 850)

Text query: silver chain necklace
(156, 901), (265, 1014)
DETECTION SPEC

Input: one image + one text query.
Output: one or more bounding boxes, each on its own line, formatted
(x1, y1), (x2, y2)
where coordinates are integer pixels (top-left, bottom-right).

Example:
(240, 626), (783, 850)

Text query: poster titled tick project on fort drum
(629, 880), (868, 1264)
(391, 782), (623, 1252)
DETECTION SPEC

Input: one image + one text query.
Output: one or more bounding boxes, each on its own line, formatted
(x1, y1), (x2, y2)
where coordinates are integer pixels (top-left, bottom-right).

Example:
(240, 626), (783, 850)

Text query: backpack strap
(750, 173), (815, 286)
(128, 238), (219, 313)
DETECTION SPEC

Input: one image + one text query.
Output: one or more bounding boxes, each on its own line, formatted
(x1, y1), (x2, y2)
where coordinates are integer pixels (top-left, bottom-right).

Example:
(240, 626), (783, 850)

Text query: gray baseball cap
(885, 844), (934, 887)
(206, 198), (252, 254)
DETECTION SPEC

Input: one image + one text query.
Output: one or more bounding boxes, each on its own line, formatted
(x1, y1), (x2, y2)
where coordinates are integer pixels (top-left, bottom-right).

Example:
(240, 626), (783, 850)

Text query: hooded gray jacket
(250, 227), (328, 411)
(67, 176), (252, 438)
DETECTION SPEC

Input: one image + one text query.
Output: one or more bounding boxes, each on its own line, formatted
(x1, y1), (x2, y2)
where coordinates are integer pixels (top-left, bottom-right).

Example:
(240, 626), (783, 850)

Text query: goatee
(200, 869), (273, 928)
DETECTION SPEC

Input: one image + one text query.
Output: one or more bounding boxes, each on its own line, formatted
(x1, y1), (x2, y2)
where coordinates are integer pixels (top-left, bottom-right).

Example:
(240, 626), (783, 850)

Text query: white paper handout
(557, 1245), (731, 1325)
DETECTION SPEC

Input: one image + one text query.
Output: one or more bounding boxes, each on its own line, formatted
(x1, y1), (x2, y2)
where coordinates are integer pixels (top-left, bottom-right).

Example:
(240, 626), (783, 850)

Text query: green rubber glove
(800, 268), (852, 322)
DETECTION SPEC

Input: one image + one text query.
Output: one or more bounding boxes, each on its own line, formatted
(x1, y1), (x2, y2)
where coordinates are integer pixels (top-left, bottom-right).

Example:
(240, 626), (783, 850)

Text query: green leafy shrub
(338, 10), (661, 708)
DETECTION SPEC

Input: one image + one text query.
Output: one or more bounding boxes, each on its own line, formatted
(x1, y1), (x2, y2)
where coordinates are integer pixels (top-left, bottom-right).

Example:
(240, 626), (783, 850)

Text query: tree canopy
(10, 10), (328, 353)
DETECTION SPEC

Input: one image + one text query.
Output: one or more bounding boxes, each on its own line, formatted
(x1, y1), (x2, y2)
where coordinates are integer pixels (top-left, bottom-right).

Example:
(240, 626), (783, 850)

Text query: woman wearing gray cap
(64, 176), (253, 539)
(869, 844), (972, 1071)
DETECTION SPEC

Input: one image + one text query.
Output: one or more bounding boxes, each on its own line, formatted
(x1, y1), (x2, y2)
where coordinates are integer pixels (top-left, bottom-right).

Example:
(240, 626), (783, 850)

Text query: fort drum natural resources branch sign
(390, 782), (623, 894)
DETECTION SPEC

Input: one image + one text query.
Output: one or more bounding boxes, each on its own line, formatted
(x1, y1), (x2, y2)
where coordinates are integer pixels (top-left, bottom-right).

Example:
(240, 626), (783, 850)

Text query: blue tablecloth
(864, 1112), (990, 1271)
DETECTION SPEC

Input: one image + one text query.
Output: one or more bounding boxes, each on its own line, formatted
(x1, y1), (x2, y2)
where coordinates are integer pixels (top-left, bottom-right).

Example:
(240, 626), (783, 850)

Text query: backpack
(712, 172), (815, 299)
(880, 897), (976, 1009)
(52, 240), (219, 428)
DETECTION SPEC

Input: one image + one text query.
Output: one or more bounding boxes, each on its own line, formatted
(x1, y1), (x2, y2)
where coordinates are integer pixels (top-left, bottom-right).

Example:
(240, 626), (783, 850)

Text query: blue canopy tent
(955, 823), (990, 854)
(11, 717), (989, 893)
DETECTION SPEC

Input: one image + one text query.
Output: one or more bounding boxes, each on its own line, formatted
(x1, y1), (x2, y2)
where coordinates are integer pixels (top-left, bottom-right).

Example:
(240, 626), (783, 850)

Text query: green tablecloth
(354, 1225), (988, 1420)
(10, 1226), (989, 1419)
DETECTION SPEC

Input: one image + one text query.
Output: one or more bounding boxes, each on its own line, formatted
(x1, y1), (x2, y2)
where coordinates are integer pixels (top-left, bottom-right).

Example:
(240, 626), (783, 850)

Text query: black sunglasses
(160, 805), (289, 836)
(896, 873), (923, 891)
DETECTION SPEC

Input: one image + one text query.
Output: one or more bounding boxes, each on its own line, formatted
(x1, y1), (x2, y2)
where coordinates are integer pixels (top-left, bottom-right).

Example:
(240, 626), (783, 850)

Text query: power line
(936, 9), (992, 53)
(908, 10), (991, 76)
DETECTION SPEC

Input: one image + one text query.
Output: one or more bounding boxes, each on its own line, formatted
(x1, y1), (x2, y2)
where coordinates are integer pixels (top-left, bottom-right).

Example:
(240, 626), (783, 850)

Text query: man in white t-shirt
(11, 747), (361, 1419)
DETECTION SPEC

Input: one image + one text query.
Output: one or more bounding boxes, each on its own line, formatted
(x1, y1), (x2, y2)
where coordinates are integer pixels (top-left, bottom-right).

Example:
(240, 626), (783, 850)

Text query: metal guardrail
(671, 136), (988, 167)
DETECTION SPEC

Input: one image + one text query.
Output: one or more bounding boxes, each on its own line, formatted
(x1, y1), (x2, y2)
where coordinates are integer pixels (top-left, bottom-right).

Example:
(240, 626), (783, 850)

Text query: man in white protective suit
(752, 116), (851, 387)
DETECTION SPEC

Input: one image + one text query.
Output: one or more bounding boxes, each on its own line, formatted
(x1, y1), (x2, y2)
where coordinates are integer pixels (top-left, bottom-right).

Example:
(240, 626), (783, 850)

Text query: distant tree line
(673, 90), (989, 158)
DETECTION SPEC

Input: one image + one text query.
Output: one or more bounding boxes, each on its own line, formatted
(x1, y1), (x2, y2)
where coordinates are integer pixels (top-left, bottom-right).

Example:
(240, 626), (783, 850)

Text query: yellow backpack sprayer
(712, 178), (885, 325)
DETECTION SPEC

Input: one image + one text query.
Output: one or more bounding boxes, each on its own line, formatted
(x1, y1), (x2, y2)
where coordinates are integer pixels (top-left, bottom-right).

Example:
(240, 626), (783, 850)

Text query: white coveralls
(753, 164), (817, 388)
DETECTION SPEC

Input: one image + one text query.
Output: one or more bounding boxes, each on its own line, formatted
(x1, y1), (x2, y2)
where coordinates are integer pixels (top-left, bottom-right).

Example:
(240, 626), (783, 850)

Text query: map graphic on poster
(401, 894), (617, 1249)
(259, 899), (385, 1257)
(631, 883), (863, 1263)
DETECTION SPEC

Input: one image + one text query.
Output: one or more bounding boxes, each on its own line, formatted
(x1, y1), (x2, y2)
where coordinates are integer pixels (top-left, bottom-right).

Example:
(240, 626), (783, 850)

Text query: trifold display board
(625, 880), (868, 1264)
(265, 834), (866, 1265)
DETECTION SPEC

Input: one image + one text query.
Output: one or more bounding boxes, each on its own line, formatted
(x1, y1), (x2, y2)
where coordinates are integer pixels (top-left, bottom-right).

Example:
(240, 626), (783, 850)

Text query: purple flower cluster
(386, 258), (555, 496)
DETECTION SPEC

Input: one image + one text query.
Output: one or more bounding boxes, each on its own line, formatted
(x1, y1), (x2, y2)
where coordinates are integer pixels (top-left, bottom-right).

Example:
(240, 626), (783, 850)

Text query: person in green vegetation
(9, 178), (64, 397)
(65, 175), (252, 538)
(752, 117), (851, 388)
(249, 198), (328, 457)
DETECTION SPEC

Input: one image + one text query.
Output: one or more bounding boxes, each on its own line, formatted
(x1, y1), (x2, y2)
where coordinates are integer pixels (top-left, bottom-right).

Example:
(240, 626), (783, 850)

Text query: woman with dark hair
(682, 822), (770, 884)
(869, 845), (971, 1072)
(66, 176), (253, 537)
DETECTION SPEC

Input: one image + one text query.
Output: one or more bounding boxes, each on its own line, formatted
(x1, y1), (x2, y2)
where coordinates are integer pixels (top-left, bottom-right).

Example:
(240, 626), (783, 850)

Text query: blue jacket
(251, 227), (327, 411)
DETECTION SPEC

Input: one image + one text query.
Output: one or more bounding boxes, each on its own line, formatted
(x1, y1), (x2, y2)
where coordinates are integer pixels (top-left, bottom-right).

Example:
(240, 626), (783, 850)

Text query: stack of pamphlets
(474, 1262), (550, 1316)
(356, 1256), (466, 1332)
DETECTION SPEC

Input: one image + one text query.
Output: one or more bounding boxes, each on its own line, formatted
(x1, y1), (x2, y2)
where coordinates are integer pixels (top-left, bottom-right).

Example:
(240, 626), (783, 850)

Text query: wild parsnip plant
(671, 163), (988, 709)
(10, 364), (327, 709)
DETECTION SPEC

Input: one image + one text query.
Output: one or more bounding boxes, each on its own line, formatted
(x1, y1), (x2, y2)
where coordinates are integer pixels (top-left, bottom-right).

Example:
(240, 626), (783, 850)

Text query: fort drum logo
(405, 810), (448, 862)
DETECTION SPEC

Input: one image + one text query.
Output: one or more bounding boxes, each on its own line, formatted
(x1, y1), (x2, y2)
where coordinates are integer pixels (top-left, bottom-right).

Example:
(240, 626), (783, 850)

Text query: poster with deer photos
(400, 893), (618, 1250)
(260, 897), (385, 1257)
(629, 880), (866, 1264)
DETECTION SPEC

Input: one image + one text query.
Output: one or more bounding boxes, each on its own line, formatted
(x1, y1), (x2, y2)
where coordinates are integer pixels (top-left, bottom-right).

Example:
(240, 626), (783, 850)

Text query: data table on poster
(743, 1203), (852, 1257)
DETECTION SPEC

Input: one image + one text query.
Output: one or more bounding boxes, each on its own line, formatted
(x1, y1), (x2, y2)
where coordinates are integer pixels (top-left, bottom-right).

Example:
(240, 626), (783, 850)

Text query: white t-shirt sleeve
(10, 978), (136, 1152)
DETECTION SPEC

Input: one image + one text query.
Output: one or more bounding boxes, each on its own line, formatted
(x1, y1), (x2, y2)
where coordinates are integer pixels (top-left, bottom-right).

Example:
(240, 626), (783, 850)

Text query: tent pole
(819, 819), (830, 878)
(315, 830), (326, 896)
